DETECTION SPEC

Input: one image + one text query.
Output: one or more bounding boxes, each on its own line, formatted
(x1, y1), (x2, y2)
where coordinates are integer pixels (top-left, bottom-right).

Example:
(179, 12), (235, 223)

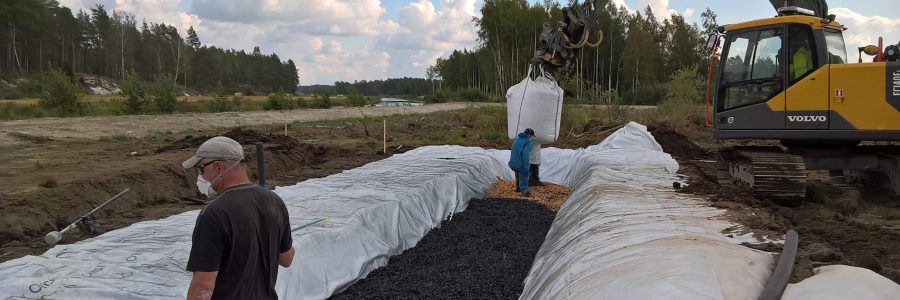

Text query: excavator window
(824, 30), (847, 64)
(720, 28), (784, 111)
(788, 25), (817, 82)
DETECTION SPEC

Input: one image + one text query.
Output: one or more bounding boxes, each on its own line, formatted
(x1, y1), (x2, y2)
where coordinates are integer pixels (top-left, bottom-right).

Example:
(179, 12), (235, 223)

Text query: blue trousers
(514, 168), (531, 192)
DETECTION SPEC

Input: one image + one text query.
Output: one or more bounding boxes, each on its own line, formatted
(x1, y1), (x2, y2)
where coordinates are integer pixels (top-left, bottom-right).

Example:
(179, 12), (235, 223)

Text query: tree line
(298, 78), (433, 97)
(430, 0), (719, 105)
(0, 0), (298, 94)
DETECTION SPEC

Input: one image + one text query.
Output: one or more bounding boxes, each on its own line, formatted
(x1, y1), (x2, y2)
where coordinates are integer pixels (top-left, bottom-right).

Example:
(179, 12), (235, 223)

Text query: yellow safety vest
(791, 46), (813, 80)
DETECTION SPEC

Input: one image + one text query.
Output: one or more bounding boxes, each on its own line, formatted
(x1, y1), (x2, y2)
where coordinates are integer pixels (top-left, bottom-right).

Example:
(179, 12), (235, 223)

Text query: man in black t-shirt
(182, 136), (295, 299)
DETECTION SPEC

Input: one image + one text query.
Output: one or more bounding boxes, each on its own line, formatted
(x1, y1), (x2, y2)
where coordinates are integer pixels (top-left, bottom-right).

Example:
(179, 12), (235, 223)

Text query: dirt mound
(0, 160), (200, 251)
(155, 128), (305, 153)
(332, 197), (555, 299)
(553, 121), (623, 149)
(648, 126), (712, 160)
(0, 127), (383, 263)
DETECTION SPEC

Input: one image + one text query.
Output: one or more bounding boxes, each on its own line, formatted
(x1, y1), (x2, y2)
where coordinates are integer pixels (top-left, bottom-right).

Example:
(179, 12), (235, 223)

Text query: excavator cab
(705, 5), (900, 203)
(711, 11), (848, 136)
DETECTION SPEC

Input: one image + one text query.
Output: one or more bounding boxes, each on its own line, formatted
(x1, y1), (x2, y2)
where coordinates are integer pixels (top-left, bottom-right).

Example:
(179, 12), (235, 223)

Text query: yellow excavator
(706, 0), (900, 205)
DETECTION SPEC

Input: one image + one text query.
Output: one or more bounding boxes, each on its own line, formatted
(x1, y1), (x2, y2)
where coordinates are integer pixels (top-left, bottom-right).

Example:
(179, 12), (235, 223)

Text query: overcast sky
(57, 0), (900, 85)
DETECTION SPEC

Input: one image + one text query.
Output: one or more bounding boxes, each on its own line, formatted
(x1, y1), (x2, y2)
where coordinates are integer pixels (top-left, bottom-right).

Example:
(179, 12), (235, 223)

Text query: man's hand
(187, 271), (218, 300)
(279, 246), (295, 267)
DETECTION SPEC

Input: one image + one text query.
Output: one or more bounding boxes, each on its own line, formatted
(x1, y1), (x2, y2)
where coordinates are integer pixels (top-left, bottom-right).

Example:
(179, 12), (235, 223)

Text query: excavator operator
(790, 30), (814, 81)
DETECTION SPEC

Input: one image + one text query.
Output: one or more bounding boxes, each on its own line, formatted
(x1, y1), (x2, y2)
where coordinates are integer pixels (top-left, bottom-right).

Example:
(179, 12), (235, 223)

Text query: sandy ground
(0, 102), (493, 143)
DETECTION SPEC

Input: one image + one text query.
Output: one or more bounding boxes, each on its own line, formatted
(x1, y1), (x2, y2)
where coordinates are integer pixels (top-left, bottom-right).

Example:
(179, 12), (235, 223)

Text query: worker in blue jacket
(509, 128), (535, 196)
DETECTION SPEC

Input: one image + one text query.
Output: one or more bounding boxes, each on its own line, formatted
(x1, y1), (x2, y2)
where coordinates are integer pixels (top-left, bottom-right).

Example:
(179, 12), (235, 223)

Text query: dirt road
(0, 102), (492, 143)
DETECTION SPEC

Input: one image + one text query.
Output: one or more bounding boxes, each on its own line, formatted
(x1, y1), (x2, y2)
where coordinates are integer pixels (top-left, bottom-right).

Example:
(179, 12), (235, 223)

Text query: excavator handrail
(705, 41), (720, 128)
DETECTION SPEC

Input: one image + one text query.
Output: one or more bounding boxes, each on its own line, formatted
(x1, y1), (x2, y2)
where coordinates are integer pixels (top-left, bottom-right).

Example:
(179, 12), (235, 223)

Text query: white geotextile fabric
(781, 265), (900, 300)
(0, 146), (509, 299)
(519, 122), (776, 300)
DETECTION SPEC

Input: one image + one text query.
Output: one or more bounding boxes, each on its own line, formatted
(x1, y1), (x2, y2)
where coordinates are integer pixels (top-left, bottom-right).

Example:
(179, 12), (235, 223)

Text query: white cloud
(195, 20), (265, 51)
(411, 50), (445, 69)
(303, 42), (391, 84)
(57, 0), (117, 11)
(52, 0), (478, 84)
(59, 0), (200, 31)
(191, 0), (390, 36)
(115, 0), (199, 30)
(638, 0), (677, 19)
(611, 0), (632, 13)
(682, 8), (695, 19)
(831, 7), (900, 63)
(378, 0), (479, 68)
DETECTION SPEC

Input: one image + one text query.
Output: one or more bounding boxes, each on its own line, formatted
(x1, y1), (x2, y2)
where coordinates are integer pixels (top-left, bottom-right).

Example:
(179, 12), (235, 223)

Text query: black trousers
(529, 164), (541, 185)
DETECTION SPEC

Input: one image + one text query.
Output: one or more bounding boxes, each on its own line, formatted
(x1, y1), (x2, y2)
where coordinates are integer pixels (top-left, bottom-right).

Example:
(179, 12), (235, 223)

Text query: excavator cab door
(715, 26), (786, 130)
(784, 24), (829, 130)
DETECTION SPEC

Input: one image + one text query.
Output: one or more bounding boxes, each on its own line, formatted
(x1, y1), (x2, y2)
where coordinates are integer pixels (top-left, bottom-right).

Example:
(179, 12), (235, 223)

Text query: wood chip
(485, 177), (570, 212)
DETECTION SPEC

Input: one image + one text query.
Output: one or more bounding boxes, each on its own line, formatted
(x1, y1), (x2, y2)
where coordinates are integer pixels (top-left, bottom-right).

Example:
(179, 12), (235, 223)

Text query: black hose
(256, 142), (266, 189)
(758, 229), (799, 300)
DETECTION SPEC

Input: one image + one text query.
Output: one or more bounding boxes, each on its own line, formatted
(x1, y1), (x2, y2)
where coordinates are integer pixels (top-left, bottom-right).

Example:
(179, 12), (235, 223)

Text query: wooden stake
(383, 119), (387, 154)
(284, 121), (288, 136)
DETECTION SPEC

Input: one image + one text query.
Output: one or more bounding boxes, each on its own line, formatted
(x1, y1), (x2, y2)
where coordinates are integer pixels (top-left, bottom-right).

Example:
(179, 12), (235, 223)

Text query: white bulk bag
(506, 66), (564, 144)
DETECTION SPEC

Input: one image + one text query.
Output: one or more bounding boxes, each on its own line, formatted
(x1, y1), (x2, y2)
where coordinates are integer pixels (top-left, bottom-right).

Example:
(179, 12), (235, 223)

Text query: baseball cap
(525, 128), (535, 136)
(181, 136), (245, 169)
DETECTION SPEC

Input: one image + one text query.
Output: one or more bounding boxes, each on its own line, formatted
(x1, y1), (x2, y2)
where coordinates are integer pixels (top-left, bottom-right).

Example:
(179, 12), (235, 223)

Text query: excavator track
(719, 147), (807, 205)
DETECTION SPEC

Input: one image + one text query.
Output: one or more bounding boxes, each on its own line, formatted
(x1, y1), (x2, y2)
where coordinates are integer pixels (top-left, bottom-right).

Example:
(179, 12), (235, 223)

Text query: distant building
(377, 98), (424, 107)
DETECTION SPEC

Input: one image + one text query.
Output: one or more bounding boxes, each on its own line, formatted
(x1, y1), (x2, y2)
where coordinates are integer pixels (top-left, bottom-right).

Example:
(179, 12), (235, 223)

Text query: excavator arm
(532, 0), (604, 74)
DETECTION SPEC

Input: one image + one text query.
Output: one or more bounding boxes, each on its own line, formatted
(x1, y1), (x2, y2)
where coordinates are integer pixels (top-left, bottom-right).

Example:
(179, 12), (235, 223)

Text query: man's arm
(279, 246), (295, 267)
(186, 271), (218, 300)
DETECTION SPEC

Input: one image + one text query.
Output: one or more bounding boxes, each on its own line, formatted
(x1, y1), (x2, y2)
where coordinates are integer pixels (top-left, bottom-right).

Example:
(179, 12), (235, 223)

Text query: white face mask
(196, 174), (215, 197)
(196, 159), (242, 198)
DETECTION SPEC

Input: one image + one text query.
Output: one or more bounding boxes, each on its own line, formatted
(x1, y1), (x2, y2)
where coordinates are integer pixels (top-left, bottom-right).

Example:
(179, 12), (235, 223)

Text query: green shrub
(119, 71), (147, 114)
(39, 69), (85, 116)
(150, 75), (177, 113)
(313, 92), (332, 109)
(207, 86), (233, 112)
(17, 79), (43, 98)
(231, 93), (244, 108)
(176, 100), (204, 113)
(426, 91), (448, 103)
(346, 91), (367, 107)
(0, 86), (23, 100)
(458, 88), (488, 102)
(264, 90), (294, 110)
(211, 95), (233, 112)
(0, 102), (42, 120)
(662, 65), (704, 113)
(621, 84), (667, 106)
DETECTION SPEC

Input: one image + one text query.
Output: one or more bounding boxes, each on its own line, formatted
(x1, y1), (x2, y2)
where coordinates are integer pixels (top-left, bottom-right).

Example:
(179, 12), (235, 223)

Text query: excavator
(706, 0), (900, 205)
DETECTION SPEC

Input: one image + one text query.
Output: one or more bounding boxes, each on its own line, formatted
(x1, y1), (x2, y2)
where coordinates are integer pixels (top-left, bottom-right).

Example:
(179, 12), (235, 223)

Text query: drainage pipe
(291, 217), (328, 232)
(256, 142), (266, 189)
(758, 229), (799, 300)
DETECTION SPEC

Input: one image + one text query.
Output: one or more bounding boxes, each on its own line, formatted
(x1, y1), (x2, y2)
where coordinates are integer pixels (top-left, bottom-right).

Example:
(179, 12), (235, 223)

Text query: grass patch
(145, 130), (175, 141)
(39, 178), (58, 188)
(99, 134), (129, 142)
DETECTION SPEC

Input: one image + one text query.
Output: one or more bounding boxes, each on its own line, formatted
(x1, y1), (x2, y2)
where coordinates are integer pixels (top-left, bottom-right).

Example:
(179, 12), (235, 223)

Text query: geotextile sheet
(0, 146), (509, 299)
